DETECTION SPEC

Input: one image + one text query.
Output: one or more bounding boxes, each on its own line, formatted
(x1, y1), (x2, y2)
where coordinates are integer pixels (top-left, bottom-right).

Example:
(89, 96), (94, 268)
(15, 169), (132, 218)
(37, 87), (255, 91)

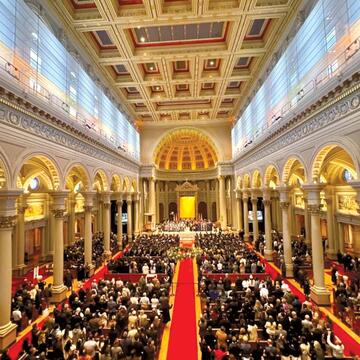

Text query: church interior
(0, 0), (360, 358)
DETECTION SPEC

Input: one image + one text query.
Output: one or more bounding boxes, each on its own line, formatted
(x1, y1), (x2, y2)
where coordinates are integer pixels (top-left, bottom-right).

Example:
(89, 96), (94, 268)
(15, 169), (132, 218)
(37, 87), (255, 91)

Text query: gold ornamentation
(52, 209), (65, 218)
(0, 215), (17, 229)
(280, 201), (290, 209)
(84, 205), (93, 212)
(338, 195), (357, 213)
(25, 203), (44, 218)
(308, 204), (321, 215)
(263, 200), (271, 206)
(103, 203), (111, 209)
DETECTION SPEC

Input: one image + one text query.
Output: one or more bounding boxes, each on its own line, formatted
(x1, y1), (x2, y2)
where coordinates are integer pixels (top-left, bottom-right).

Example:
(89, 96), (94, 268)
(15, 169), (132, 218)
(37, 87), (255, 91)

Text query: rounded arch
(0, 148), (12, 189)
(15, 152), (62, 190)
(251, 169), (262, 188)
(131, 179), (137, 192)
(122, 176), (131, 192)
(64, 163), (91, 192)
(243, 173), (251, 189)
(281, 156), (308, 186)
(264, 164), (280, 188)
(92, 169), (109, 192)
(153, 128), (219, 171)
(311, 142), (359, 183)
(236, 176), (243, 190)
(111, 173), (122, 192)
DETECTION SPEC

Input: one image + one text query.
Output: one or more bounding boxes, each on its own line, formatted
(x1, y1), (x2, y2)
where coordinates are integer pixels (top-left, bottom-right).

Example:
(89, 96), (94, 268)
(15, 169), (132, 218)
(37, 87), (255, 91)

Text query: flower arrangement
(167, 247), (203, 262)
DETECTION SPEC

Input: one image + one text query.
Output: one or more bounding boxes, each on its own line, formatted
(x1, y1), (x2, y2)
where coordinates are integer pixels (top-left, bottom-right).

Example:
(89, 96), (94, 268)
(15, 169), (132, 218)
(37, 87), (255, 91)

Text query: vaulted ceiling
(48, 0), (302, 128)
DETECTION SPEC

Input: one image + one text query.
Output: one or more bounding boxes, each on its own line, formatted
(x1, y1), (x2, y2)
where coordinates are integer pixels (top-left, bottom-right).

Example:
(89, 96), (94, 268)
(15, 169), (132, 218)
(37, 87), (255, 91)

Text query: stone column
(218, 176), (227, 229)
(116, 195), (123, 249)
(0, 190), (22, 350)
(271, 195), (277, 230)
(206, 181), (211, 220)
(67, 194), (75, 245)
(251, 192), (259, 241)
(50, 191), (69, 302)
(98, 196), (103, 233)
(149, 178), (156, 226)
(127, 195), (133, 242)
(102, 192), (111, 257)
(16, 196), (27, 273)
(263, 189), (273, 261)
(303, 184), (330, 305)
(164, 182), (169, 220)
(215, 180), (220, 221)
(236, 191), (243, 230)
(303, 196), (311, 247)
(134, 193), (140, 235)
(155, 181), (160, 224)
(83, 192), (95, 273)
(325, 188), (336, 259)
(279, 187), (293, 277)
(243, 191), (249, 241)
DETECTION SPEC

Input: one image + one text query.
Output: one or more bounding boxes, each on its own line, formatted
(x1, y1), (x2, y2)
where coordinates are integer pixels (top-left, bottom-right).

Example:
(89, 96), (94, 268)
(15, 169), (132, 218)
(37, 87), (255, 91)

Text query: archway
(153, 128), (219, 171)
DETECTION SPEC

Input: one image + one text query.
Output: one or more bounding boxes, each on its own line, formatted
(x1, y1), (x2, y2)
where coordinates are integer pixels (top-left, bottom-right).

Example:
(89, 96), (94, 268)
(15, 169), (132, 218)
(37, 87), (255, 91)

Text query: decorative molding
(103, 203), (111, 209)
(0, 215), (17, 229)
(0, 101), (139, 173)
(52, 209), (65, 219)
(308, 204), (321, 215)
(280, 201), (290, 209)
(175, 181), (199, 193)
(84, 205), (93, 212)
(234, 82), (360, 170)
(263, 200), (271, 207)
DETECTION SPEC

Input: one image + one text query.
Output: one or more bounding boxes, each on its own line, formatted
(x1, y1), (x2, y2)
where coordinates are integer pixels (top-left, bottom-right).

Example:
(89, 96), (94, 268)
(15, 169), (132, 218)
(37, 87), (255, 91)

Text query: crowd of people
(64, 233), (121, 283)
(196, 233), (265, 275)
(16, 275), (172, 359)
(197, 233), (349, 359)
(158, 219), (214, 232)
(124, 234), (180, 257)
(10, 232), (121, 337)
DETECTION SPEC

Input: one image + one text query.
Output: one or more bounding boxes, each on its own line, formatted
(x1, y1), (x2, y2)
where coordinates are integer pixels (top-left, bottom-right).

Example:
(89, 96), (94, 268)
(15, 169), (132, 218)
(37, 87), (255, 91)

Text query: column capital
(262, 187), (272, 201)
(263, 199), (271, 207)
(308, 204), (321, 215)
(50, 190), (70, 211)
(277, 186), (291, 203)
(82, 191), (96, 206)
(280, 201), (290, 209)
(126, 194), (133, 203)
(0, 189), (23, 217)
(242, 190), (250, 199)
(301, 184), (324, 206)
(102, 191), (112, 204)
(0, 215), (17, 229)
(235, 190), (242, 199)
(103, 202), (111, 210)
(52, 209), (65, 219)
(84, 205), (93, 213)
(113, 191), (124, 202)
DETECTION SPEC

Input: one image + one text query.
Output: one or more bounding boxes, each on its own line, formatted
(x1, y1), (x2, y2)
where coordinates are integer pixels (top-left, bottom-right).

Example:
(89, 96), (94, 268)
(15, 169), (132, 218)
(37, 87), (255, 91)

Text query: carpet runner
(167, 258), (198, 360)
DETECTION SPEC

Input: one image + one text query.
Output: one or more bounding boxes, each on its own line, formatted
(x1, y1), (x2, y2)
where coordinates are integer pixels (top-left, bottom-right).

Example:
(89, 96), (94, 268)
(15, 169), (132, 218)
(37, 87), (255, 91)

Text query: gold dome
(154, 129), (218, 171)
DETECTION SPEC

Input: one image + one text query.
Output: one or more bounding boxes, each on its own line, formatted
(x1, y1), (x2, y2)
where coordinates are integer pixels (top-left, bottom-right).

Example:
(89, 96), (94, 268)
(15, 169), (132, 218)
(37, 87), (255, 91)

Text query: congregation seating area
(197, 234), (351, 359)
(64, 233), (120, 281)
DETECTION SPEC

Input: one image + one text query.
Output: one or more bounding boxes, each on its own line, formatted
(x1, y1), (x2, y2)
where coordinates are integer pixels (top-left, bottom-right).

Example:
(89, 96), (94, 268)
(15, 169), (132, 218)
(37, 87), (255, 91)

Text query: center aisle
(166, 258), (198, 360)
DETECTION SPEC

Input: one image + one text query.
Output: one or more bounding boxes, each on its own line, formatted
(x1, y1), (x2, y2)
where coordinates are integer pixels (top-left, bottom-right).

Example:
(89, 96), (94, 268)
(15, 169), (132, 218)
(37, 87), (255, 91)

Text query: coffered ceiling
(48, 0), (302, 128)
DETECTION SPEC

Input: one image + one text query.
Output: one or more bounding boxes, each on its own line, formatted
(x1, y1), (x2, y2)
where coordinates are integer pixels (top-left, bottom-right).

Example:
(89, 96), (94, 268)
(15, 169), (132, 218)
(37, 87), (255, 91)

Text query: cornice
(0, 99), (140, 174)
(234, 72), (360, 170)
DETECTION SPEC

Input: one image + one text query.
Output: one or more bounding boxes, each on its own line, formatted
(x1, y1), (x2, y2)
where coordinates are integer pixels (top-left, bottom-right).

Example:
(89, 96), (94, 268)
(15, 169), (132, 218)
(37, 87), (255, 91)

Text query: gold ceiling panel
(154, 128), (218, 171)
(49, 0), (301, 127)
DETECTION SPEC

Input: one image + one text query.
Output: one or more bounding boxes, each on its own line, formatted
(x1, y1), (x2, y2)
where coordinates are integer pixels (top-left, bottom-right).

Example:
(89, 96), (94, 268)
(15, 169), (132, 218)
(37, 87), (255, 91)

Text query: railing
(0, 53), (139, 162)
(234, 35), (360, 156)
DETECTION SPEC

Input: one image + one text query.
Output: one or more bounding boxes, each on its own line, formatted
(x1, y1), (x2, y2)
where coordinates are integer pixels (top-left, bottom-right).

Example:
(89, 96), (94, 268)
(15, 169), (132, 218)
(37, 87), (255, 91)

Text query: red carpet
(167, 258), (198, 360)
